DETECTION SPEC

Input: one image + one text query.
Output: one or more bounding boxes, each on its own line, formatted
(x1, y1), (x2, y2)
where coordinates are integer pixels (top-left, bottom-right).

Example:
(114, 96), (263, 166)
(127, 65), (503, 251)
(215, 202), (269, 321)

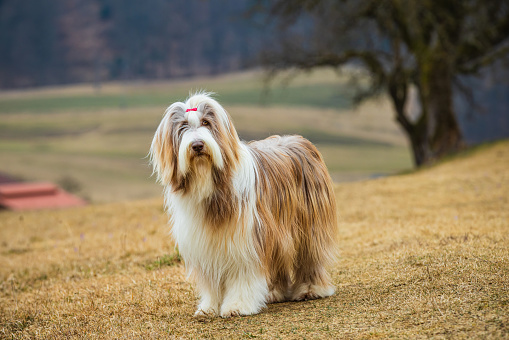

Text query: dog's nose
(191, 141), (204, 152)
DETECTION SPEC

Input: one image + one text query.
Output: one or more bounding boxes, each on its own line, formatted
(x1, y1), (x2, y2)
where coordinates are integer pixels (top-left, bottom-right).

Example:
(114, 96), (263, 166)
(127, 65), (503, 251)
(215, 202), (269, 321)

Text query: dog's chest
(169, 196), (258, 267)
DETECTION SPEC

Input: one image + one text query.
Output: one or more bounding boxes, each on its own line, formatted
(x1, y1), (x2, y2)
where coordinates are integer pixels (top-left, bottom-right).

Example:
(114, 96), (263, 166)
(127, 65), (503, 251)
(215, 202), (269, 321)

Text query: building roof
(0, 182), (86, 211)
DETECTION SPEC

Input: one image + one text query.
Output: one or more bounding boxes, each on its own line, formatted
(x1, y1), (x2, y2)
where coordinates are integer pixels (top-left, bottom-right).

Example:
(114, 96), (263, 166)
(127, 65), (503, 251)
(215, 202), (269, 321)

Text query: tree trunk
(394, 102), (432, 167)
(427, 59), (464, 159)
(393, 57), (464, 167)
(408, 121), (432, 167)
(389, 68), (433, 167)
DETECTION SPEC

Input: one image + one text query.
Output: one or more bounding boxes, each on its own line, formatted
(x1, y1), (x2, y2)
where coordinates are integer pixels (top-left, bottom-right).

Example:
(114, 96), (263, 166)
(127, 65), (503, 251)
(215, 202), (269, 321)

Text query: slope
(0, 141), (507, 339)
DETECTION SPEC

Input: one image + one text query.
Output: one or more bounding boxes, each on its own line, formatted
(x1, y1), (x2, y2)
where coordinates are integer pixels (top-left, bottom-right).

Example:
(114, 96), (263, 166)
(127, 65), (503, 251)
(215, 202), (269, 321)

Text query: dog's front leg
(220, 266), (268, 318)
(194, 271), (221, 317)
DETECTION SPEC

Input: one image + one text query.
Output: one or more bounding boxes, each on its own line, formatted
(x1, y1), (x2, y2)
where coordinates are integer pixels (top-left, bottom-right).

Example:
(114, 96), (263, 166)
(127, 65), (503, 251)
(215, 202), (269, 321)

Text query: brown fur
(248, 135), (338, 301)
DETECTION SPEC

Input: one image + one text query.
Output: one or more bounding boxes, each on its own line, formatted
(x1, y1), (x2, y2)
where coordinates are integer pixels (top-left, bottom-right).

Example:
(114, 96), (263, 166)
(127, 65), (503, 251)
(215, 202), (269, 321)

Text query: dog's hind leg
(291, 267), (335, 301)
(291, 234), (335, 301)
(266, 250), (293, 303)
(267, 268), (291, 304)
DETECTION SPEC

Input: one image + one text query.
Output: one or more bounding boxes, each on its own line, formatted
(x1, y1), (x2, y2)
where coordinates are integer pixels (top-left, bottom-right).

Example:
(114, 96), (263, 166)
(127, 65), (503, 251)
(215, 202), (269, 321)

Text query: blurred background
(0, 0), (508, 204)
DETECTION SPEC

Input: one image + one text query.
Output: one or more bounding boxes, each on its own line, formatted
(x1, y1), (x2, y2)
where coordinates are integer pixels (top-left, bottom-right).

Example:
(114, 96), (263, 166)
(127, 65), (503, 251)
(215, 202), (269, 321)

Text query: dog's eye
(201, 120), (209, 126)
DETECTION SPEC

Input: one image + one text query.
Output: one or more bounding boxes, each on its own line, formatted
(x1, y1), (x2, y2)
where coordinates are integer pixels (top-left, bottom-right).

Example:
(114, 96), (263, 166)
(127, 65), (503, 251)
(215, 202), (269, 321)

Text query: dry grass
(1, 141), (508, 339)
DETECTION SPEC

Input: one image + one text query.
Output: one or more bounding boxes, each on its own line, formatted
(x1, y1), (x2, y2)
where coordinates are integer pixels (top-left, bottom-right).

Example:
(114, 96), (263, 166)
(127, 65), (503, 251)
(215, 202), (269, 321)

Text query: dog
(149, 92), (337, 318)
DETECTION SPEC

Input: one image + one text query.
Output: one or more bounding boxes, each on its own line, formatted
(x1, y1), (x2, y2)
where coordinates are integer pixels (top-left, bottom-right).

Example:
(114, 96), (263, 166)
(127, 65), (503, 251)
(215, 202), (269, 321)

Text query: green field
(0, 69), (412, 202)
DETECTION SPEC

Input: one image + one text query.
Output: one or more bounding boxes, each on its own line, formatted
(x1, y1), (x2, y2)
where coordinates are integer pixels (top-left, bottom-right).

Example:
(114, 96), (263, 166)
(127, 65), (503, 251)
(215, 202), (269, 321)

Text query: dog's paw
(220, 309), (242, 318)
(291, 283), (335, 301)
(220, 302), (258, 318)
(194, 307), (217, 318)
(292, 290), (320, 301)
(266, 289), (287, 304)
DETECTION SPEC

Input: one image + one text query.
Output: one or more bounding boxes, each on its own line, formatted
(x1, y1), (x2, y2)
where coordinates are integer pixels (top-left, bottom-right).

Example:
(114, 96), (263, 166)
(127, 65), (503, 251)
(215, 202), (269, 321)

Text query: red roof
(0, 182), (86, 211)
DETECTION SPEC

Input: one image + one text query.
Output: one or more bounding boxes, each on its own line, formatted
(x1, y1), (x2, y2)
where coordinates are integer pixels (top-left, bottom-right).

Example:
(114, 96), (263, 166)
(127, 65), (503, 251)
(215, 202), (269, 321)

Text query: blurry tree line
(0, 0), (266, 88)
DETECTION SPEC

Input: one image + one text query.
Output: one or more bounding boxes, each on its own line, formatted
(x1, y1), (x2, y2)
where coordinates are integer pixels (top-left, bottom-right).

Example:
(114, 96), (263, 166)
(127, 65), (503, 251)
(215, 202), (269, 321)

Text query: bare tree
(261, 0), (509, 166)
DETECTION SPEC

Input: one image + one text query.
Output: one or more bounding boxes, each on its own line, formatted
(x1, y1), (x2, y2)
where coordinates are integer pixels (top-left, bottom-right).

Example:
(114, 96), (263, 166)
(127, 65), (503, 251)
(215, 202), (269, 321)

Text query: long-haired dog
(149, 92), (337, 318)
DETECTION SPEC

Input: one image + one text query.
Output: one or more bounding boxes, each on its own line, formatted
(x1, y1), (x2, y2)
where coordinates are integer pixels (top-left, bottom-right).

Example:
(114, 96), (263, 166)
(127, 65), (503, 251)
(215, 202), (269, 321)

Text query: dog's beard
(190, 153), (213, 178)
(188, 156), (216, 201)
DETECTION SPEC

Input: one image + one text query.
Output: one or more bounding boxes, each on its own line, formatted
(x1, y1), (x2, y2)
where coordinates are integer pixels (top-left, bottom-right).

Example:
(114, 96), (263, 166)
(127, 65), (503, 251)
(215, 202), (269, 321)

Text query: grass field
(0, 69), (411, 202)
(0, 140), (507, 339)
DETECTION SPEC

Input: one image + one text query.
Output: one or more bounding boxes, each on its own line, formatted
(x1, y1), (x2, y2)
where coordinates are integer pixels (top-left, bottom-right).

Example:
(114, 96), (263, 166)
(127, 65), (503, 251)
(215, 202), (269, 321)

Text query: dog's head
(150, 92), (240, 191)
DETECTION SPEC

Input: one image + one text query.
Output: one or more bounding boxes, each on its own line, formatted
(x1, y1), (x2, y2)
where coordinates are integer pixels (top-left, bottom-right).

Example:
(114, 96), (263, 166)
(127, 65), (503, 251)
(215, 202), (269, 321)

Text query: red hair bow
(186, 108), (198, 112)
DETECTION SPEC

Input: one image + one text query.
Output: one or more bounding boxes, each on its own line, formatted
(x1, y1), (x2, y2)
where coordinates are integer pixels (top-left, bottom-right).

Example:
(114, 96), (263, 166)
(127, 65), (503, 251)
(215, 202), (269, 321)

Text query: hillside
(1, 140), (507, 339)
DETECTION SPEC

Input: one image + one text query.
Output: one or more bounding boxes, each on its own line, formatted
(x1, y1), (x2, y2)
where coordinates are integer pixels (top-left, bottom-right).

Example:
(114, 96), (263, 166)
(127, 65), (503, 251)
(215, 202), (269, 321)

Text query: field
(0, 69), (411, 202)
(1, 140), (508, 339)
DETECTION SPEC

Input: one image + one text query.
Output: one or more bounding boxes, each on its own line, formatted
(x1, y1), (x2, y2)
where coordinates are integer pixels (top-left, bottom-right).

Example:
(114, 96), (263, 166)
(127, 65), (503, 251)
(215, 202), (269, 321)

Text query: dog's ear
(149, 105), (183, 185)
(150, 116), (172, 185)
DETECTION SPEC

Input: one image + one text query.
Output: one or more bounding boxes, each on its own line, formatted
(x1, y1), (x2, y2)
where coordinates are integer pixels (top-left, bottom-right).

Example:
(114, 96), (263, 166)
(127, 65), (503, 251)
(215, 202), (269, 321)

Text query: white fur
(165, 144), (267, 317)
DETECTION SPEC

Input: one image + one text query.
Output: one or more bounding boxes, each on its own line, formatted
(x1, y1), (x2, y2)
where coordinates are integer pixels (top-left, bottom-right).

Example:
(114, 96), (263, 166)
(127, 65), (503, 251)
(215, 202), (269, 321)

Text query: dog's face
(150, 93), (240, 191)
